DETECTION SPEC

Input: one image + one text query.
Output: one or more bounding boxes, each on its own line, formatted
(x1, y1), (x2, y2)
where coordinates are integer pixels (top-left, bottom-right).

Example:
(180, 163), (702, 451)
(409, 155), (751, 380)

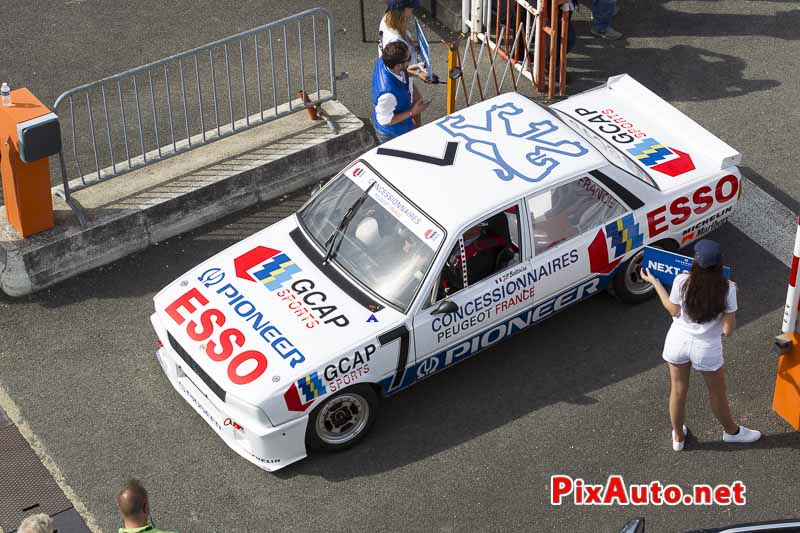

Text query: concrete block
(0, 98), (374, 297)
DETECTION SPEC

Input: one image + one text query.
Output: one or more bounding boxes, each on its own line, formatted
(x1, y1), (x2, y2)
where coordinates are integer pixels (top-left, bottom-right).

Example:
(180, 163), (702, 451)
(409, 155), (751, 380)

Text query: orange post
(772, 215), (800, 430)
(446, 45), (458, 115)
(0, 88), (55, 237)
(773, 333), (800, 430)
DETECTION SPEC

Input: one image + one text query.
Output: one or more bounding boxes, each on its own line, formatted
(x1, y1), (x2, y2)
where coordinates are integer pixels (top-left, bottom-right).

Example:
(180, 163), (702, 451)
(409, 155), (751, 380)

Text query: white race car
(151, 74), (742, 471)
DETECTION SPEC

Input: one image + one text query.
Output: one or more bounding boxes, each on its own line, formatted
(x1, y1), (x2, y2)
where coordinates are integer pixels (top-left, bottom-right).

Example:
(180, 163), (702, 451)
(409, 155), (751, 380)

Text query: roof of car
(362, 92), (607, 232)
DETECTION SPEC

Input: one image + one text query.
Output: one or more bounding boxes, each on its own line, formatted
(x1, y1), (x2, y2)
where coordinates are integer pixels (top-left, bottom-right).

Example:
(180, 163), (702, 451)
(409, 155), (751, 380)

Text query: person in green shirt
(117, 479), (177, 533)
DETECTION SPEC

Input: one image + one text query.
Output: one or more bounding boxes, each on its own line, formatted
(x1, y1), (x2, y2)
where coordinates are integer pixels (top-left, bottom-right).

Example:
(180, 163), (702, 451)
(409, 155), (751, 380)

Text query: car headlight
(226, 393), (274, 428)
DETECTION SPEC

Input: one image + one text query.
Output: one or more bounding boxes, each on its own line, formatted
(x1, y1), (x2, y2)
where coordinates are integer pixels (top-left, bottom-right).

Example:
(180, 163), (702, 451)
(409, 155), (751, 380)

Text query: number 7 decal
(378, 324), (411, 391)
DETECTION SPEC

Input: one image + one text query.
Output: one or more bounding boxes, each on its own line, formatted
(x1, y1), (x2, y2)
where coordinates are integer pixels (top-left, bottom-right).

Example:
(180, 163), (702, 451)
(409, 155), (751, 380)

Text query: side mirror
(449, 67), (463, 80)
(618, 518), (645, 533)
(431, 299), (458, 315)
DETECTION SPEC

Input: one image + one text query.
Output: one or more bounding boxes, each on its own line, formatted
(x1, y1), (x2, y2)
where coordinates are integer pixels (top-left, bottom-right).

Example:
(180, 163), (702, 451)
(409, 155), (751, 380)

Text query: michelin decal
(681, 206), (733, 243)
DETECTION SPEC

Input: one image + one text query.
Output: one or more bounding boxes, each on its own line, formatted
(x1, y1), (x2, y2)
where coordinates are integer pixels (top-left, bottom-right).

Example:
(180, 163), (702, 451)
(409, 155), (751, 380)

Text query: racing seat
(464, 215), (509, 284)
(486, 212), (515, 271)
(532, 210), (578, 251)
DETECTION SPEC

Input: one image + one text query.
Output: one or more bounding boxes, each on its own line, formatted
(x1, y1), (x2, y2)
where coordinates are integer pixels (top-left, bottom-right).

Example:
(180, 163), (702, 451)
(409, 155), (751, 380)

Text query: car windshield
(298, 163), (444, 311)
(552, 109), (658, 188)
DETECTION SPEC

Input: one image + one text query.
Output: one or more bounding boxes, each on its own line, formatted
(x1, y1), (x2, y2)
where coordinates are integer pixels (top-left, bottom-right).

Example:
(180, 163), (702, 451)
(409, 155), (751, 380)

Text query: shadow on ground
(560, 0), (788, 99)
(567, 40), (779, 101)
(625, 1), (800, 41)
(687, 429), (800, 453)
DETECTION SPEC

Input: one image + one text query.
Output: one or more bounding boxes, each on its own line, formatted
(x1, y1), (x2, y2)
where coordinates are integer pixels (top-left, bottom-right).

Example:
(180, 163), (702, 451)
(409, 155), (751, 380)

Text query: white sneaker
(722, 426), (762, 443)
(672, 424), (688, 451)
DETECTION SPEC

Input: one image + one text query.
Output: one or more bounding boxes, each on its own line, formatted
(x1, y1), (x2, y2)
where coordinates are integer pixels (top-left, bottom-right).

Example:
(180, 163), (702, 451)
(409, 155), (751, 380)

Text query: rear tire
(612, 246), (657, 304)
(306, 384), (379, 452)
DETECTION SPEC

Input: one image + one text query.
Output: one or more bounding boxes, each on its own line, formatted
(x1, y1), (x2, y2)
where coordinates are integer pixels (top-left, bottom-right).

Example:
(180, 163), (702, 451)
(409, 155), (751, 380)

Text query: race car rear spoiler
(606, 74), (741, 169)
(555, 74), (742, 189)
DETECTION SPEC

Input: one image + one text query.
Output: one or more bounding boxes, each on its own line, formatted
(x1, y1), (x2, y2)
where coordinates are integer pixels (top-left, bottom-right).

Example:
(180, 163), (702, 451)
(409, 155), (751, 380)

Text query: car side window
(528, 175), (626, 254)
(433, 206), (522, 303)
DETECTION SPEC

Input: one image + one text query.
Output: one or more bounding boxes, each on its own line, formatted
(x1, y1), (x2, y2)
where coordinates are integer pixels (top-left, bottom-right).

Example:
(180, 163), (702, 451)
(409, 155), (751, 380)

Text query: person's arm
(640, 268), (681, 317)
(375, 93), (412, 126)
(722, 280), (737, 336)
(376, 94), (429, 126)
(407, 62), (429, 81)
(721, 312), (736, 337)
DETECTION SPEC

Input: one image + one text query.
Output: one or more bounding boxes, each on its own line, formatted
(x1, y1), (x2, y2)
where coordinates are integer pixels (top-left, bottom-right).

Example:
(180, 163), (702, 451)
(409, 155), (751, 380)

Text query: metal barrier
(54, 8), (335, 222)
(448, 0), (569, 113)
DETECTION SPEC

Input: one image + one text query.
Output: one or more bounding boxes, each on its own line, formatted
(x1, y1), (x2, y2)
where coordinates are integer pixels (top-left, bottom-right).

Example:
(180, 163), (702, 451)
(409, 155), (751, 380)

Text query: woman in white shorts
(641, 239), (761, 451)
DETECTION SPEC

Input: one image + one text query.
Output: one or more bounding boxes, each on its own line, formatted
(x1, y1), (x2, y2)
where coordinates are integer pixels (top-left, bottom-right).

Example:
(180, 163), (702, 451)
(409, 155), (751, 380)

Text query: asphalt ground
(1, 1), (799, 532)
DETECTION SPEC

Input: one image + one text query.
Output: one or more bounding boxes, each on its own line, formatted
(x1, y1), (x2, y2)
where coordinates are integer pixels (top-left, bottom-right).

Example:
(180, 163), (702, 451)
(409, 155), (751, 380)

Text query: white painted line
(729, 177), (795, 269)
(0, 383), (104, 533)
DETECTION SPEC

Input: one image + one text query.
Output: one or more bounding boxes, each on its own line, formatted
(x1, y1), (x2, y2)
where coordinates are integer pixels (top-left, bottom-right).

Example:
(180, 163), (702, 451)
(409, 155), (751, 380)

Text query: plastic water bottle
(1, 83), (10, 107)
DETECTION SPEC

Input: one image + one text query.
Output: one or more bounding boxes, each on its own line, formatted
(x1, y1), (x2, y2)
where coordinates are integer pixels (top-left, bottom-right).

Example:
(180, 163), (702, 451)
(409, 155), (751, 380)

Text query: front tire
(306, 385), (379, 452)
(612, 247), (656, 303)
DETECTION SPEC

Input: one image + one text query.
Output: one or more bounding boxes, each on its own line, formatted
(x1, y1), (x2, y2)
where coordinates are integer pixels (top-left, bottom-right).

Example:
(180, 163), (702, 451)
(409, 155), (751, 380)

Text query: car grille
(167, 332), (226, 402)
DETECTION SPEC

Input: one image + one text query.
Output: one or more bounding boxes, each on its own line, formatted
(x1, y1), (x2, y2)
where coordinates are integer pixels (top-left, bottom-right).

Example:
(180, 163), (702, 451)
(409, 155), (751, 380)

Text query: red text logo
(166, 288), (268, 385)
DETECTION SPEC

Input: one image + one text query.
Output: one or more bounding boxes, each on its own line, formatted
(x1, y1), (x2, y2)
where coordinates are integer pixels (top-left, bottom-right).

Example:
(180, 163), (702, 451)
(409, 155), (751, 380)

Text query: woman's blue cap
(694, 239), (722, 268)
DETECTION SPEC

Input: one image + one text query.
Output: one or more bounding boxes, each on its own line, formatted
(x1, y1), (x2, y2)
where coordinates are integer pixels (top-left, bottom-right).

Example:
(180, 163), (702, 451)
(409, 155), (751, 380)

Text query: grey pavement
(1, 1), (800, 532)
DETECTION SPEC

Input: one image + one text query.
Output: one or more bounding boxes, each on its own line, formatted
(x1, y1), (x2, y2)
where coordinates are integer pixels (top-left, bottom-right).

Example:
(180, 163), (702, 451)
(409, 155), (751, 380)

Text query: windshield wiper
(322, 180), (376, 265)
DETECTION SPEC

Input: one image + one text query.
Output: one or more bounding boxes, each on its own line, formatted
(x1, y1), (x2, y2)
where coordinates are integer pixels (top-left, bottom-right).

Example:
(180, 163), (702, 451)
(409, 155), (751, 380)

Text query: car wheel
(612, 246), (657, 304)
(306, 385), (379, 452)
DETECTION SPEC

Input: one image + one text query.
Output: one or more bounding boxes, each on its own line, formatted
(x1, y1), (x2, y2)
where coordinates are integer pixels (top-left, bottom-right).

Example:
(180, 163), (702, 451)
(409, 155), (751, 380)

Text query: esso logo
(165, 288), (268, 385)
(647, 174), (739, 237)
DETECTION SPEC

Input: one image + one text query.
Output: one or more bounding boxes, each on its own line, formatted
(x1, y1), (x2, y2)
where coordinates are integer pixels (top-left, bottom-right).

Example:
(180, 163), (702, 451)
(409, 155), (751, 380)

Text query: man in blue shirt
(372, 40), (429, 144)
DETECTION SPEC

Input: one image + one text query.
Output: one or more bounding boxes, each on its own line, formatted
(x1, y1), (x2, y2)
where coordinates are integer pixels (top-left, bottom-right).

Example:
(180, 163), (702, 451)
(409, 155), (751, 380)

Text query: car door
(408, 202), (533, 385)
(526, 173), (635, 318)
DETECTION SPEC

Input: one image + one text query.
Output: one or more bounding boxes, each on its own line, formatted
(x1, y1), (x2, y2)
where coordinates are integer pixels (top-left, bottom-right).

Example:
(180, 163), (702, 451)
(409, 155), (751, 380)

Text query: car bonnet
(152, 215), (406, 408)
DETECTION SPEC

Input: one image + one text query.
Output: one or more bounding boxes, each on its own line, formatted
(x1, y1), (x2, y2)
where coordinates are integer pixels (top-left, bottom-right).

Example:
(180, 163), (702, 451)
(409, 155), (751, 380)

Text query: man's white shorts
(662, 326), (724, 371)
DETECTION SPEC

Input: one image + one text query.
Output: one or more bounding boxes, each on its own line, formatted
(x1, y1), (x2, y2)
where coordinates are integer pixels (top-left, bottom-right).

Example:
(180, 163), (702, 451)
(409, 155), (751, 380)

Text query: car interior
(529, 175), (626, 253)
(434, 207), (521, 303)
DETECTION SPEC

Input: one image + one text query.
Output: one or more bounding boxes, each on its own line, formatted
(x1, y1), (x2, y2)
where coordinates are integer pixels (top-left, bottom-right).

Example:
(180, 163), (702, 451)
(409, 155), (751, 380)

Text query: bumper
(152, 315), (308, 472)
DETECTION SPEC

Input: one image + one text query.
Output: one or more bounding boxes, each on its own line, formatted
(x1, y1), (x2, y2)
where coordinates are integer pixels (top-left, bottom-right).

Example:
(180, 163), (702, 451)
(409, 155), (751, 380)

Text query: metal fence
(54, 7), (335, 218)
(448, 0), (569, 112)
